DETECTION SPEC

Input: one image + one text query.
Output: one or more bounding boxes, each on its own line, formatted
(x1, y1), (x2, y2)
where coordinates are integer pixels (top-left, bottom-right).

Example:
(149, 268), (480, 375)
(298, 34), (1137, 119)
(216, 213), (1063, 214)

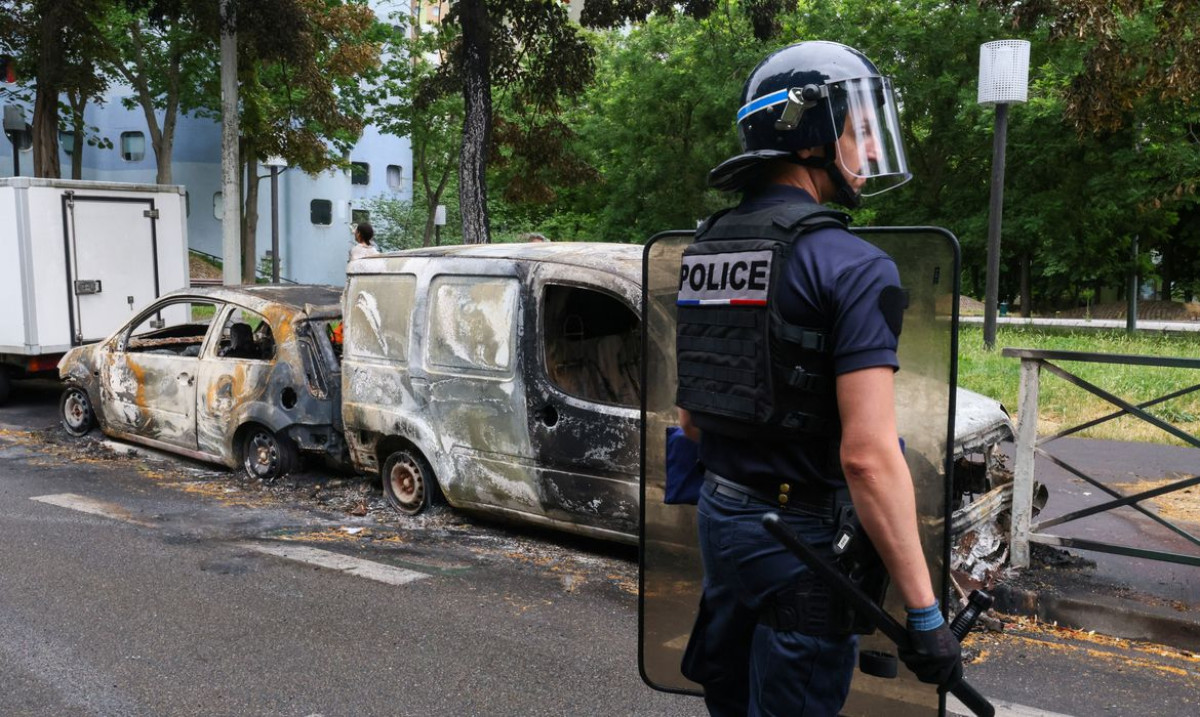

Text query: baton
(762, 513), (995, 717)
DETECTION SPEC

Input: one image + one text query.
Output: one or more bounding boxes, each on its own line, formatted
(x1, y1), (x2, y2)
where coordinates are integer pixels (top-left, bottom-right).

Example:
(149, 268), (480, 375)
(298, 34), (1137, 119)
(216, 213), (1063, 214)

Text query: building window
(352, 209), (370, 225)
(311, 199), (333, 225)
(351, 161), (370, 186)
(387, 164), (403, 190)
(185, 191), (190, 217)
(213, 192), (223, 220)
(120, 131), (145, 162)
(60, 131), (75, 156)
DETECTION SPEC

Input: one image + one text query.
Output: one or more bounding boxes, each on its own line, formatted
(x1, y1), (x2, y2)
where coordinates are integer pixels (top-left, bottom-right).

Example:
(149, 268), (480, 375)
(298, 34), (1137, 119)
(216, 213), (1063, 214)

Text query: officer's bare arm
(836, 366), (938, 610)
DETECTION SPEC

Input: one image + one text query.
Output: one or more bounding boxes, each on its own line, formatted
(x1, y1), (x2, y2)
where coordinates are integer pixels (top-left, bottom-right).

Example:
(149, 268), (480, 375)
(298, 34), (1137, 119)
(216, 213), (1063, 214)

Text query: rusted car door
(195, 305), (278, 457)
(525, 269), (643, 535)
(99, 300), (218, 450)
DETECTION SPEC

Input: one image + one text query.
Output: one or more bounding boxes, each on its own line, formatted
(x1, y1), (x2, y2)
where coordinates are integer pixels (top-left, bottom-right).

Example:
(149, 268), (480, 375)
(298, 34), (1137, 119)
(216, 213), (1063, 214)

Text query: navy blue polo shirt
(697, 185), (902, 489)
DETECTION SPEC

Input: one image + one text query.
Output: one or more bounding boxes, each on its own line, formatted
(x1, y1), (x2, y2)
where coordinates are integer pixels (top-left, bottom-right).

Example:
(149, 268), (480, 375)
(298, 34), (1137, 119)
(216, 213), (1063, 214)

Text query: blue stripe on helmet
(736, 89), (791, 123)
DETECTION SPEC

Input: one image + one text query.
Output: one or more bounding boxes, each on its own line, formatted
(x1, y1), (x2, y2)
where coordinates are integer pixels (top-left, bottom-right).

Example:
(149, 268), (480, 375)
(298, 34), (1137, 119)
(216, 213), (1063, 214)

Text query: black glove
(899, 622), (963, 688)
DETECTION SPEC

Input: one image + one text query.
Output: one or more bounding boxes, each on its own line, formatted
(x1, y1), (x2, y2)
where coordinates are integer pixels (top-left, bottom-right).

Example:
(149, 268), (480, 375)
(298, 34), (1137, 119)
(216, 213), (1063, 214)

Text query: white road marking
(239, 542), (430, 586)
(30, 493), (156, 527)
(948, 695), (1076, 717)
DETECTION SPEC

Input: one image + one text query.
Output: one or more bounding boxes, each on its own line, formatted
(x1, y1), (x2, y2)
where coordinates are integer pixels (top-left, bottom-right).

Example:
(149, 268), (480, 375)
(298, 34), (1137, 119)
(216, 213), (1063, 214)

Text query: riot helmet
(709, 41), (910, 208)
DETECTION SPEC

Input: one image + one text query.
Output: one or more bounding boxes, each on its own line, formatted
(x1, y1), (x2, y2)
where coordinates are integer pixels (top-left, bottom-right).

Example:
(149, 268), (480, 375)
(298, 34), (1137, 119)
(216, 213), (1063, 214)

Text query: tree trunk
(32, 8), (62, 179)
(242, 155), (260, 284)
(458, 0), (491, 244)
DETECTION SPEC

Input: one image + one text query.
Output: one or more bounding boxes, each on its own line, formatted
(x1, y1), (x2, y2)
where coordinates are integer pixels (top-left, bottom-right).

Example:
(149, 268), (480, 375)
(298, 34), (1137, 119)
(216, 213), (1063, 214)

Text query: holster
(758, 497), (889, 636)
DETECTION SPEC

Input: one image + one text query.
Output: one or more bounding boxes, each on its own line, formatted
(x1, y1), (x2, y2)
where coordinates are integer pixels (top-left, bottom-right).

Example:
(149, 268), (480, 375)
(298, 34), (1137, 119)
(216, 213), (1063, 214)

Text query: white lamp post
(434, 204), (447, 246)
(263, 155), (288, 283)
(978, 40), (1030, 349)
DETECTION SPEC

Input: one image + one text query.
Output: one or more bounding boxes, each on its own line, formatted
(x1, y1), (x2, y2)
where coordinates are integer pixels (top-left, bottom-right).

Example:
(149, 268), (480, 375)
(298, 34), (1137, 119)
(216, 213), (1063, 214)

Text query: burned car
(58, 285), (344, 480)
(343, 243), (648, 542)
(343, 242), (1014, 546)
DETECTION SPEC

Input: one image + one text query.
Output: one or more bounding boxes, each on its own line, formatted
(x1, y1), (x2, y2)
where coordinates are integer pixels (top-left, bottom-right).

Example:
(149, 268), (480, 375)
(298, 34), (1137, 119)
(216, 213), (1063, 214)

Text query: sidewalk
(989, 437), (1200, 651)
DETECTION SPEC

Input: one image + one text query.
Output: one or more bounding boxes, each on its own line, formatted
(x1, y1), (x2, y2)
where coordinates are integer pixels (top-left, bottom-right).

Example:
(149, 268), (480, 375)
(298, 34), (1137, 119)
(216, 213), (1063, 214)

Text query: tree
(436, 0), (595, 243)
(364, 16), (461, 248)
(99, 0), (217, 184)
(0, 0), (116, 178)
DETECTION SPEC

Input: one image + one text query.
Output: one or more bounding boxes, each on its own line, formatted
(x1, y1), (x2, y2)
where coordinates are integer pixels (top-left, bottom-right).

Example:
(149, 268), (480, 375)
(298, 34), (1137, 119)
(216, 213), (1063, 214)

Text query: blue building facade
(0, 1), (412, 287)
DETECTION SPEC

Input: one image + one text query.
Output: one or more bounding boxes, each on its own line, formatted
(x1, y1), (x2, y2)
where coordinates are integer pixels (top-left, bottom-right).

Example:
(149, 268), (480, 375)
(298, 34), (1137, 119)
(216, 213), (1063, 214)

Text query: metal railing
(1003, 348), (1200, 568)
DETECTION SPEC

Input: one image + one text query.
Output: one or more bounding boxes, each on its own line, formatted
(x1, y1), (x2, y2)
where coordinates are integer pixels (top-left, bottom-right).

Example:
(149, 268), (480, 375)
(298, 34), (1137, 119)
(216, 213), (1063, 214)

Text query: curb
(991, 582), (1200, 653)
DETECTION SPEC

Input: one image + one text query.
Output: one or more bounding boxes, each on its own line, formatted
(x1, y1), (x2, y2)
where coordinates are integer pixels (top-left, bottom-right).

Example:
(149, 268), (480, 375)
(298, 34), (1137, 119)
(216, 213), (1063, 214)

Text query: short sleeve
(830, 255), (902, 375)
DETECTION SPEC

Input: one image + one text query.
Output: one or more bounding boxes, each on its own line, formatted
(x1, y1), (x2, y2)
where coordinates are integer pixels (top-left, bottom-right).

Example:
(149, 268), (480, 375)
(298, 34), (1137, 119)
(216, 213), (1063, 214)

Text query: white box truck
(0, 178), (189, 403)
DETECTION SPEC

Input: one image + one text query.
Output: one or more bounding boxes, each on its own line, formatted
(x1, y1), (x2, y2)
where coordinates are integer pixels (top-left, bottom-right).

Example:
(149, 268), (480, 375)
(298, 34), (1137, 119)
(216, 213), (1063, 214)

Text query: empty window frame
(213, 192), (224, 220)
(351, 161), (370, 186)
(123, 301), (222, 357)
(120, 131), (145, 162)
(311, 199), (333, 225)
(60, 131), (75, 156)
(352, 209), (370, 225)
(216, 307), (276, 361)
(542, 285), (641, 407)
(386, 165), (403, 190)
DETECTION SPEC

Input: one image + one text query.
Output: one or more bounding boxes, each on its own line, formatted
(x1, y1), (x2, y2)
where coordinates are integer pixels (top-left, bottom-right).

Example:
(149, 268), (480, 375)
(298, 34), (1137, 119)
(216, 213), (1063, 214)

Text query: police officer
(677, 41), (963, 715)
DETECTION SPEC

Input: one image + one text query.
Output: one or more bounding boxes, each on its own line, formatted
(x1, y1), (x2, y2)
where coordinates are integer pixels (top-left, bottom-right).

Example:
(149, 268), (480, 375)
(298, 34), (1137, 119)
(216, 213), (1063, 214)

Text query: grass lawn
(958, 325), (1200, 445)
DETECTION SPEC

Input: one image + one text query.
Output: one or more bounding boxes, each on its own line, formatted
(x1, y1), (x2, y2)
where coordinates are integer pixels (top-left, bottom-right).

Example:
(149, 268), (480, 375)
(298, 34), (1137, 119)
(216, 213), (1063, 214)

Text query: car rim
(64, 389), (90, 430)
(388, 454), (425, 512)
(246, 432), (279, 478)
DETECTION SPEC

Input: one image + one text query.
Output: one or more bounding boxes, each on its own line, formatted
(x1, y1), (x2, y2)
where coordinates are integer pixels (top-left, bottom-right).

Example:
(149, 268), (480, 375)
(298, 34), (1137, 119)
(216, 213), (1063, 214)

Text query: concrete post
(1011, 357), (1041, 568)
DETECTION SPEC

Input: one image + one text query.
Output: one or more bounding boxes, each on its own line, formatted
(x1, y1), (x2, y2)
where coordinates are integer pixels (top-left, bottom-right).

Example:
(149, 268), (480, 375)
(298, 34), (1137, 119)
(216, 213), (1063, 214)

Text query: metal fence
(1003, 348), (1200, 568)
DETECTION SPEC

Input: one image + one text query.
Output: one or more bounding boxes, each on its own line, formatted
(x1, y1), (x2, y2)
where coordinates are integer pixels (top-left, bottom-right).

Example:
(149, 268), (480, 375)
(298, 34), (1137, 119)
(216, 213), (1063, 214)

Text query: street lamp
(434, 204), (446, 246)
(263, 155), (288, 283)
(3, 105), (25, 176)
(978, 40), (1030, 350)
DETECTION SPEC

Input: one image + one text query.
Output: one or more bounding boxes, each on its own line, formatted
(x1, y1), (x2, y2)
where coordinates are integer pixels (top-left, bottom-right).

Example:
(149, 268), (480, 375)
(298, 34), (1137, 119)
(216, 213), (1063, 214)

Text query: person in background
(349, 222), (379, 262)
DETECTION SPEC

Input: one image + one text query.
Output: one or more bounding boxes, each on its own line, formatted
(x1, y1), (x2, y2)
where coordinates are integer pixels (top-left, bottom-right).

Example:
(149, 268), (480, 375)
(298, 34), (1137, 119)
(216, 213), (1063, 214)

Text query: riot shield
(640, 227), (961, 715)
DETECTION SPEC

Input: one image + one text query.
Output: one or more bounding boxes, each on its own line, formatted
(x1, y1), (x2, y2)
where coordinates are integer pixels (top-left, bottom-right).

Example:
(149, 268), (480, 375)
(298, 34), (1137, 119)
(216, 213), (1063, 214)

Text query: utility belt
(704, 471), (840, 519)
(754, 493), (891, 637)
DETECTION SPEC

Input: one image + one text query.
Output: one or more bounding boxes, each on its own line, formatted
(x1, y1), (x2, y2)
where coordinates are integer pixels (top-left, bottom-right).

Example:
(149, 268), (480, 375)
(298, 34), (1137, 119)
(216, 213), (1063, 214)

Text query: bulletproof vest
(675, 202), (851, 441)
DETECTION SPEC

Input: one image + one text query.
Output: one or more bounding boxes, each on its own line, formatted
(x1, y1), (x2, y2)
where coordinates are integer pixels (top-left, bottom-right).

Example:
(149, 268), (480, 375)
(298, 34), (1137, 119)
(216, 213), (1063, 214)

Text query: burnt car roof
(160, 284), (342, 316)
(362, 242), (644, 282)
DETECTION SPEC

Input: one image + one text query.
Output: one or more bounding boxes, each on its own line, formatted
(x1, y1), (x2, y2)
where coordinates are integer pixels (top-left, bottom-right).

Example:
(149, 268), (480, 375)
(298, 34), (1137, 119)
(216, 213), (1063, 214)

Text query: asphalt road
(2, 379), (1198, 717)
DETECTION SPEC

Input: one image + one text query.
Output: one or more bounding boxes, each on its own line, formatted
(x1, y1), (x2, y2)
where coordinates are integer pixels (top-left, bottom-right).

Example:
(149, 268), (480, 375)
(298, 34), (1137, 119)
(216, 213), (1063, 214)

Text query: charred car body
(343, 243), (651, 543)
(58, 285), (345, 480)
(342, 243), (1013, 545)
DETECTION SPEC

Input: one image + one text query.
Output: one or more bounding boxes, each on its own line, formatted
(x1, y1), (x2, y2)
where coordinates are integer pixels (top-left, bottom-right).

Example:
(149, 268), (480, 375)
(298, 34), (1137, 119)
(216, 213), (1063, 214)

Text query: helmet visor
(831, 76), (910, 196)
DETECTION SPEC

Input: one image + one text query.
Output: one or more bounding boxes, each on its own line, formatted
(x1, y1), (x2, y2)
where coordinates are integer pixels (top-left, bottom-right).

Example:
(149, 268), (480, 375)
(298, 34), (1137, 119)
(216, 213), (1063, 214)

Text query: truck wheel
(60, 386), (96, 437)
(242, 426), (297, 483)
(382, 448), (441, 516)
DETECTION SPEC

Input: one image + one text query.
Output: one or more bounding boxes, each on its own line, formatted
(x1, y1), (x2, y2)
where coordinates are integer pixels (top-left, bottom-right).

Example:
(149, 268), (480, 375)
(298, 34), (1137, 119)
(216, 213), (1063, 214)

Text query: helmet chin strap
(792, 145), (862, 209)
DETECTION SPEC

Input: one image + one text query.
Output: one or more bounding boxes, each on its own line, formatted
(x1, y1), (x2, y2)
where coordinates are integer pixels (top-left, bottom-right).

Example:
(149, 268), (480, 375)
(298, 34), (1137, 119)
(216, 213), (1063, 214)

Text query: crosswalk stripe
(948, 695), (1075, 717)
(239, 542), (430, 586)
(30, 493), (156, 527)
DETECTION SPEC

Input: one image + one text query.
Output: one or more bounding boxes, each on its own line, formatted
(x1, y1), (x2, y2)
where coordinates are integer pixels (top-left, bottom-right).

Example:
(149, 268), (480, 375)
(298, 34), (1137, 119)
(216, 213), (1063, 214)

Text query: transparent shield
(640, 228), (960, 715)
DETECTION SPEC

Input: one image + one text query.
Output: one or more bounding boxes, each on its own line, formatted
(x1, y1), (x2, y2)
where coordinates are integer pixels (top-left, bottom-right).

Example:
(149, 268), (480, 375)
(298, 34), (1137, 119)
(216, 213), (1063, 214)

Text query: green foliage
(958, 324), (1200, 444)
(548, 11), (764, 243)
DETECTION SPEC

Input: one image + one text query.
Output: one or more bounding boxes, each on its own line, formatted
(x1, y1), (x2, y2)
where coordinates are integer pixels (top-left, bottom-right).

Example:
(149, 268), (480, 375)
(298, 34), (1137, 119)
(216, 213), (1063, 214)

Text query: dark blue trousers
(682, 483), (857, 717)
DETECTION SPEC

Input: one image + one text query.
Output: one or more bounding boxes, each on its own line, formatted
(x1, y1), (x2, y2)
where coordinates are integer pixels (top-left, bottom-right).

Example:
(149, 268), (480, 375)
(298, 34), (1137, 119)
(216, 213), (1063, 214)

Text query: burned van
(342, 243), (647, 543)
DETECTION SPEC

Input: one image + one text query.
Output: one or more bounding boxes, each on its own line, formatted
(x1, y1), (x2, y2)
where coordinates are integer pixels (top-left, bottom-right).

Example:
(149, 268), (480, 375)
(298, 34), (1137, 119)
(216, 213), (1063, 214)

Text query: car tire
(242, 425), (298, 483)
(381, 447), (441, 516)
(60, 385), (96, 437)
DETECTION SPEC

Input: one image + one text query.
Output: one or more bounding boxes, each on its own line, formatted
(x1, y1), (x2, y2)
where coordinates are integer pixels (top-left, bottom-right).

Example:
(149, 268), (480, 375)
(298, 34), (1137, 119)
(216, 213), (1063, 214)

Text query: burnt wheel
(381, 447), (440, 516)
(60, 386), (96, 437)
(241, 426), (297, 482)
